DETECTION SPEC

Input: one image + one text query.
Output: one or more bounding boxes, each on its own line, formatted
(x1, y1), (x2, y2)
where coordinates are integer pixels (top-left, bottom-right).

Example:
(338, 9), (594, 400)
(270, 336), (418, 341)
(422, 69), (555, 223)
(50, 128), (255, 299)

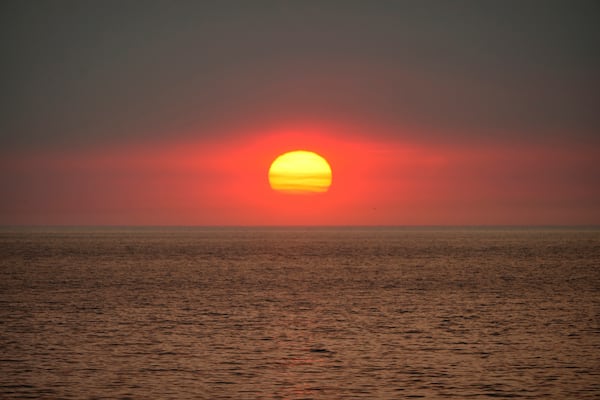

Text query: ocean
(1, 227), (598, 399)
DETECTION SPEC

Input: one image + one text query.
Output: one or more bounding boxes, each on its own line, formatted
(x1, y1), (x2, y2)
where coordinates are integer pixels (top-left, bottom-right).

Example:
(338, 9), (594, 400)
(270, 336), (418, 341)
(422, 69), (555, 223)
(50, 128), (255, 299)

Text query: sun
(268, 150), (332, 194)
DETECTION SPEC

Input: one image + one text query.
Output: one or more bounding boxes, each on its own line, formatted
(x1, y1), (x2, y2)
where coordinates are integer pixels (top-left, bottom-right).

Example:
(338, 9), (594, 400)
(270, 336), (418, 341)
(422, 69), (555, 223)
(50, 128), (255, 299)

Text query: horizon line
(1, 224), (598, 229)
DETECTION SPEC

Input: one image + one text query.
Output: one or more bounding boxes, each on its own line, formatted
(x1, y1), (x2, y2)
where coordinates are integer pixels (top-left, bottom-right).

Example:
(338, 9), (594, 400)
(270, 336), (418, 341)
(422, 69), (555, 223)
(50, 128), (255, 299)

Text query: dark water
(1, 227), (599, 399)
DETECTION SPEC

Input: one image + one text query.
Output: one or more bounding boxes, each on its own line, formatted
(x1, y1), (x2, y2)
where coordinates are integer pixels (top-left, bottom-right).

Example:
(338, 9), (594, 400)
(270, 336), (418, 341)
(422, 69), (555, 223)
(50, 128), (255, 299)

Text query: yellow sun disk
(268, 151), (332, 194)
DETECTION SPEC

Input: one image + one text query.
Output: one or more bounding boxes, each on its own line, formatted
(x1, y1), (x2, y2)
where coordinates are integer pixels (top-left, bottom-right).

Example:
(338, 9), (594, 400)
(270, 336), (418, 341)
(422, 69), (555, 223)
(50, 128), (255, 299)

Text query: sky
(1, 0), (599, 225)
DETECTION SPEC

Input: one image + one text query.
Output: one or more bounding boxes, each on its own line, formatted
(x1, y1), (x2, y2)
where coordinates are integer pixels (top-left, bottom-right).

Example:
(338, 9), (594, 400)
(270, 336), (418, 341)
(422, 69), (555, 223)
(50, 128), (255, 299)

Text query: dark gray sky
(2, 0), (599, 151)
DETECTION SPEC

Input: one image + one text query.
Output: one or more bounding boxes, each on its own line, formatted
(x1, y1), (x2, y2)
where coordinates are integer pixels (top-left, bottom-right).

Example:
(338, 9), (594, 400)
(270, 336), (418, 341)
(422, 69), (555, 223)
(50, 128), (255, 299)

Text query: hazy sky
(1, 1), (599, 225)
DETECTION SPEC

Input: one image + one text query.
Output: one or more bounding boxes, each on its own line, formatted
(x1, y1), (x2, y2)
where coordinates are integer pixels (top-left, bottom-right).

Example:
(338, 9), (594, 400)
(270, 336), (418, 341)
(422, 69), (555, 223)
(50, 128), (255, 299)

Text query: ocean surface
(0, 227), (599, 399)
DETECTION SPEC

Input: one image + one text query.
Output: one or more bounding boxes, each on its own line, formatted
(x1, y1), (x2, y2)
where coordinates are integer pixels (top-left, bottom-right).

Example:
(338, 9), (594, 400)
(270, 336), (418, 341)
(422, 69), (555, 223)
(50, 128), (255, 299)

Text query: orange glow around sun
(268, 150), (332, 194)
(3, 121), (598, 226)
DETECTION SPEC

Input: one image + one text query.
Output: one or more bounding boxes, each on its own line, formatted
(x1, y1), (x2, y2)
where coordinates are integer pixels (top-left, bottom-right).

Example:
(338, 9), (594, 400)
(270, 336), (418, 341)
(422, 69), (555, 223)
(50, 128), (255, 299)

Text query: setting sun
(268, 150), (332, 194)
